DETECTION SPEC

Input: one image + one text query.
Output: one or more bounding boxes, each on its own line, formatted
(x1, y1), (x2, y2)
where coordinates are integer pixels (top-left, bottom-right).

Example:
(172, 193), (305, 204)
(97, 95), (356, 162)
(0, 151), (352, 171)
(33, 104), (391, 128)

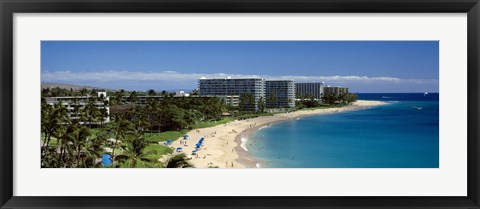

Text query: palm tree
(322, 93), (338, 105)
(111, 117), (132, 162)
(41, 101), (69, 152)
(115, 130), (157, 168)
(129, 91), (138, 104)
(159, 104), (188, 131)
(56, 124), (78, 167)
(345, 93), (358, 104)
(41, 101), (70, 168)
(131, 105), (150, 131)
(258, 96), (265, 113)
(164, 154), (194, 168)
(90, 89), (97, 97)
(147, 89), (156, 96)
(144, 98), (161, 133)
(239, 93), (254, 112)
(154, 106), (164, 133)
(267, 91), (278, 108)
(71, 97), (81, 124)
(85, 97), (100, 128)
(113, 89), (125, 105)
(82, 130), (109, 168)
(160, 90), (168, 97)
(41, 98), (52, 148)
(71, 126), (91, 167)
(95, 93), (108, 126)
(79, 87), (88, 96)
(41, 87), (50, 97)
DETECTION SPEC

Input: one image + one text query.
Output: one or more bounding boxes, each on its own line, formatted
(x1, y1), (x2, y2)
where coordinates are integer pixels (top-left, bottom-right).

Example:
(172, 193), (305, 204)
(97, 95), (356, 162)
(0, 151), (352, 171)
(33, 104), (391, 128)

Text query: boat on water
(424, 92), (428, 96)
(412, 106), (423, 110)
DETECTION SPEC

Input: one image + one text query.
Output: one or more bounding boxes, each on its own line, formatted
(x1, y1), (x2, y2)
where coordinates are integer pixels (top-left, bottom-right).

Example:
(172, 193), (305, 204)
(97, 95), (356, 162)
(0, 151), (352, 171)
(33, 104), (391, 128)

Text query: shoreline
(168, 100), (388, 168)
(234, 124), (265, 168)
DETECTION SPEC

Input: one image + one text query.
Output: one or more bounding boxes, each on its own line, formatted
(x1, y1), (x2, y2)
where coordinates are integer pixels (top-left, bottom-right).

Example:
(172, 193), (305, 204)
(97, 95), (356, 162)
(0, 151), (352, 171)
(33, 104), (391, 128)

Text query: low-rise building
(217, 95), (240, 107)
(175, 91), (190, 97)
(44, 91), (110, 124)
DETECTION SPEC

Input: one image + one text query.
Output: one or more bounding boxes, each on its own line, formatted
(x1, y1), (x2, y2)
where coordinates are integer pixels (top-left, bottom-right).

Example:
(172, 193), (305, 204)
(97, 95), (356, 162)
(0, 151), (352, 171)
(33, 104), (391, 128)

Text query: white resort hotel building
(44, 91), (110, 124)
(295, 82), (325, 99)
(295, 82), (349, 99)
(198, 77), (265, 111)
(323, 86), (349, 95)
(198, 77), (295, 111)
(265, 80), (295, 108)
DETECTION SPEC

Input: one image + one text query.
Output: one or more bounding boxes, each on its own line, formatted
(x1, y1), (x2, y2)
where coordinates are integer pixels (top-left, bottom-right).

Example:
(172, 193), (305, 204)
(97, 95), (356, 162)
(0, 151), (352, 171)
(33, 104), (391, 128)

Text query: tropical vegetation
(41, 87), (357, 168)
(295, 92), (358, 109)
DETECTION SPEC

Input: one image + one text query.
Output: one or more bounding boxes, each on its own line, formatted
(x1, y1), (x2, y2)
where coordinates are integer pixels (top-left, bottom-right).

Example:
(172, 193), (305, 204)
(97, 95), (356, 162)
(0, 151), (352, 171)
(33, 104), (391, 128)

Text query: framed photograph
(1, 0), (479, 208)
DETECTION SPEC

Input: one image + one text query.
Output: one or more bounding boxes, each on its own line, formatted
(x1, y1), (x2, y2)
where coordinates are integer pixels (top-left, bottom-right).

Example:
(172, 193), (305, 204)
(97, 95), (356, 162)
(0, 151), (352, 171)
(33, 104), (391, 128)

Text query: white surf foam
(257, 125), (269, 131)
(240, 137), (248, 151)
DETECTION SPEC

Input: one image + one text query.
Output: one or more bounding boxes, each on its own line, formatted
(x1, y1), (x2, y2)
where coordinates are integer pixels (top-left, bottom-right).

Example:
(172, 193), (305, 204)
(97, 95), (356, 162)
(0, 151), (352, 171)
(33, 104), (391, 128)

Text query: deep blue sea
(247, 93), (439, 168)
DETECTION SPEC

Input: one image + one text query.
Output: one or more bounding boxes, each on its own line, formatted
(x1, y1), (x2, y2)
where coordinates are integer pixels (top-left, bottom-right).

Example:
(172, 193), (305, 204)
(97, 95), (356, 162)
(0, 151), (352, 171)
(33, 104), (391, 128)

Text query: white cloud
(42, 70), (438, 85)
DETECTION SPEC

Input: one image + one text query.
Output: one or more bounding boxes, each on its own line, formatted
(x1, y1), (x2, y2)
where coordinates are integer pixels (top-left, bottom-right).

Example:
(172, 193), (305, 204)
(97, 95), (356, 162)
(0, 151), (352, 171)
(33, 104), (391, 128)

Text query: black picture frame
(1, 0), (479, 208)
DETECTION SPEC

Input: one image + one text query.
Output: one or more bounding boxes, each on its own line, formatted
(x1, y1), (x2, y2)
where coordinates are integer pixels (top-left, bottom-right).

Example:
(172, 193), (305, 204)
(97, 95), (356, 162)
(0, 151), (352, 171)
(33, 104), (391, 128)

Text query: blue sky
(41, 41), (439, 93)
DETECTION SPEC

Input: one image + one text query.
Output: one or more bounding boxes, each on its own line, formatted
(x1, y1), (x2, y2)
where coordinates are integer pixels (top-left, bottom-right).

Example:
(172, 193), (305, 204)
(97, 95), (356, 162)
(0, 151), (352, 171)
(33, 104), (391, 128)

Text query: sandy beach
(165, 100), (388, 168)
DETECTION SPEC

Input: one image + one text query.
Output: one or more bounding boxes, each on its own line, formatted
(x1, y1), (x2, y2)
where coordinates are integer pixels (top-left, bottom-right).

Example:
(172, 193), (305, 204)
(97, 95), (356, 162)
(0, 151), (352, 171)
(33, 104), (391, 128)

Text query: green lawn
(44, 137), (59, 147)
(236, 112), (274, 120)
(143, 144), (174, 159)
(191, 117), (235, 129)
(139, 119), (237, 161)
(144, 131), (186, 143)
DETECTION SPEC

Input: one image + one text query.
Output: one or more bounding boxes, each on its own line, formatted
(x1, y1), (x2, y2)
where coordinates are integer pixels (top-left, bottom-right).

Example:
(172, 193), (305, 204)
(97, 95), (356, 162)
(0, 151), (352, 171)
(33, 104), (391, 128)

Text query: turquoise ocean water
(247, 93), (439, 168)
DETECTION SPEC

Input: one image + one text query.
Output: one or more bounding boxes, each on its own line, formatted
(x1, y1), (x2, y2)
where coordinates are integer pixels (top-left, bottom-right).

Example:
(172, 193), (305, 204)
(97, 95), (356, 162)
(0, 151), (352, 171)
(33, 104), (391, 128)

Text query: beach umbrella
(176, 147), (183, 152)
(195, 143), (201, 148)
(102, 153), (112, 167)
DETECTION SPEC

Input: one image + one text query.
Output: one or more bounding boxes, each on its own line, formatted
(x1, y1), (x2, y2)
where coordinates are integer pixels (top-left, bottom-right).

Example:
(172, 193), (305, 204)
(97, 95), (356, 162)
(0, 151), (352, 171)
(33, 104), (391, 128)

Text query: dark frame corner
(1, 0), (479, 208)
